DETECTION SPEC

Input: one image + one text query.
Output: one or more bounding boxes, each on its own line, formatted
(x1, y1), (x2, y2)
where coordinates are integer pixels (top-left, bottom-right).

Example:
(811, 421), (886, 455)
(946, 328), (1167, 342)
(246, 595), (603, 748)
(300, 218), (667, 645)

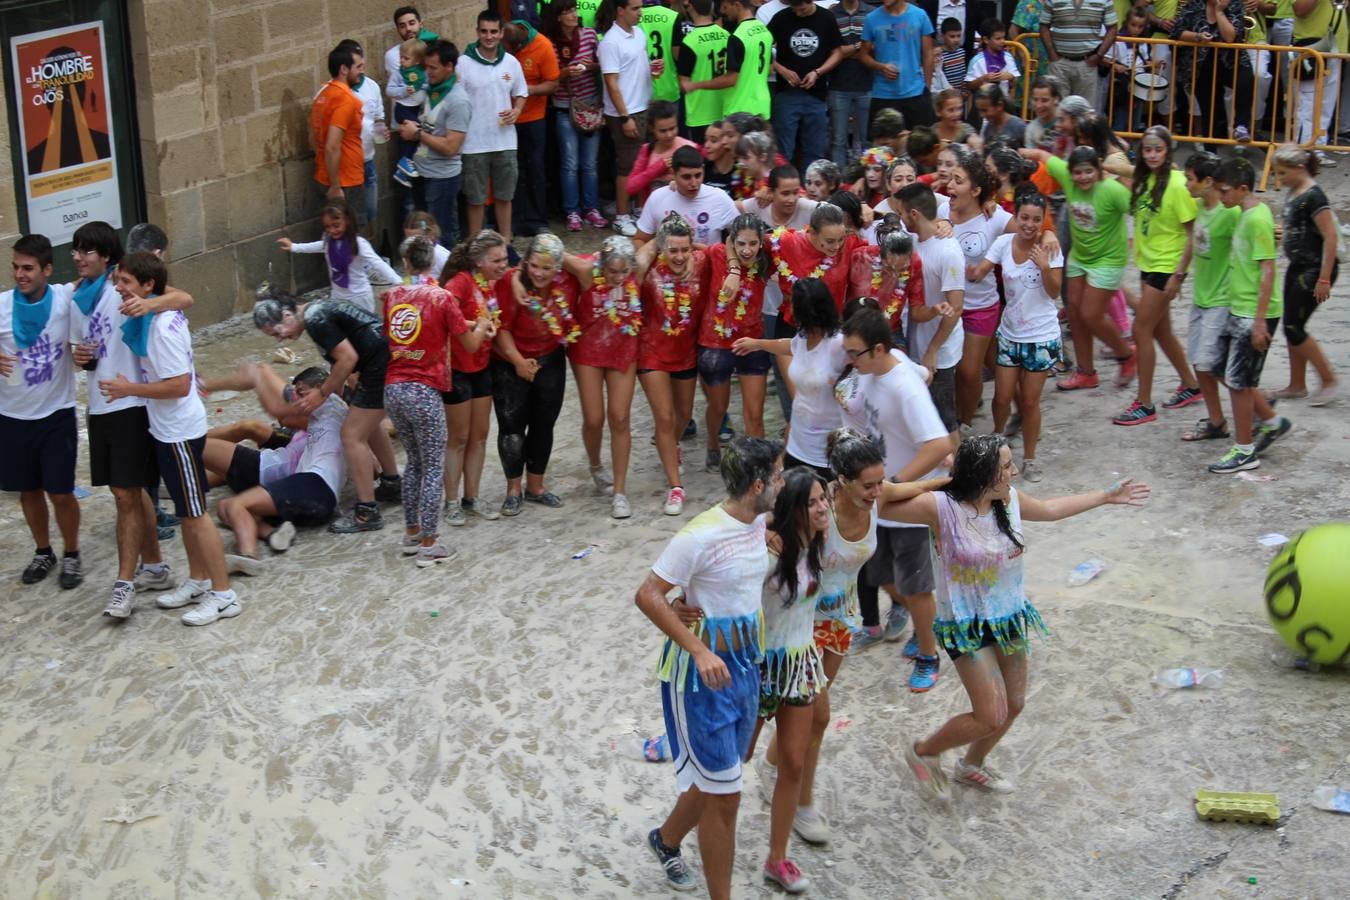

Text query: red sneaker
(1116, 353), (1138, 387)
(1056, 369), (1100, 391)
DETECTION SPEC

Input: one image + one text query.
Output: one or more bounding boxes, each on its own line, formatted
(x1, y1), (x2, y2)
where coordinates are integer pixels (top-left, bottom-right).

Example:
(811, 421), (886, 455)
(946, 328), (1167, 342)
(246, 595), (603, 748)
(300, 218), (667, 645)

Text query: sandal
(1181, 418), (1230, 442)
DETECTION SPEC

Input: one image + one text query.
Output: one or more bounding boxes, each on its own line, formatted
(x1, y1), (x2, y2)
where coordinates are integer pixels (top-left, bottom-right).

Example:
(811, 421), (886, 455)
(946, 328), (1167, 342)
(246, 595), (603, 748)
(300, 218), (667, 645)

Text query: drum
(1133, 72), (1169, 103)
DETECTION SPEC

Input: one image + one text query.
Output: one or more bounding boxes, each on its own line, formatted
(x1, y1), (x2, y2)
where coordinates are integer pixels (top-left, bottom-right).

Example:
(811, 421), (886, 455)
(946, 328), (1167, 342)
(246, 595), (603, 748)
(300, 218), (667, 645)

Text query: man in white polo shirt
(456, 9), (528, 245)
(599, 0), (656, 236)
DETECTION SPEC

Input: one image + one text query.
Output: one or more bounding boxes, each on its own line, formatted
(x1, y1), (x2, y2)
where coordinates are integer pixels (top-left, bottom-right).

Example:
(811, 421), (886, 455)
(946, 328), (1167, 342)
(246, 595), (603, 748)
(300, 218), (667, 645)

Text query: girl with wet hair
(636, 214), (708, 516)
(569, 234), (659, 519)
(494, 232), (589, 517)
(733, 131), (777, 201)
(441, 230), (511, 525)
(278, 199), (400, 314)
(698, 214), (773, 472)
(803, 159), (841, 202)
(401, 210), (450, 279)
(882, 434), (1149, 799)
(848, 215), (924, 335)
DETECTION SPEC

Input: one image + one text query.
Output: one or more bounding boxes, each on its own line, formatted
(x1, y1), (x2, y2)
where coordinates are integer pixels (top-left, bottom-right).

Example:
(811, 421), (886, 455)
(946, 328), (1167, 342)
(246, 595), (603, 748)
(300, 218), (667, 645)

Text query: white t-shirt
(951, 207), (1012, 311)
(987, 233), (1064, 343)
(637, 185), (739, 246)
(854, 358), (948, 528)
(653, 504), (771, 620)
(755, 198), (819, 232)
(786, 331), (846, 467)
(288, 236), (401, 313)
(456, 52), (529, 154)
(297, 393), (348, 497)
(0, 285), (77, 421)
(354, 76), (384, 161)
(598, 23), (652, 118)
(908, 234), (966, 370)
(139, 311), (207, 443)
(71, 280), (145, 416)
(964, 49), (1021, 98)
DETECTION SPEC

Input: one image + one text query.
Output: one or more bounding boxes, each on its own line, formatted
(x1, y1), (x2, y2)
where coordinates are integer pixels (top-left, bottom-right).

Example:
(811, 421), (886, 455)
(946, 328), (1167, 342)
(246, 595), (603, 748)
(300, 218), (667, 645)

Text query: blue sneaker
(902, 636), (920, 659)
(909, 655), (941, 693)
(849, 625), (884, 654)
(394, 156), (419, 188)
(718, 414), (734, 443)
(647, 828), (696, 892)
(883, 605), (910, 642)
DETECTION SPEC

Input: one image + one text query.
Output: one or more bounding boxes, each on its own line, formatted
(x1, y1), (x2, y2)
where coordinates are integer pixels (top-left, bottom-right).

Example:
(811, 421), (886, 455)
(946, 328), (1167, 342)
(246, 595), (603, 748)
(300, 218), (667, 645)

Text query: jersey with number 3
(726, 19), (772, 118)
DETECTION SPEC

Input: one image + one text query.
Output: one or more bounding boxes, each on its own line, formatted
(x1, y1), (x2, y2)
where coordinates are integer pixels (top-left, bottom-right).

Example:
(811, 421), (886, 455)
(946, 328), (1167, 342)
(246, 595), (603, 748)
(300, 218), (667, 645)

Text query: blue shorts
(697, 346), (772, 388)
(661, 653), (760, 795)
(996, 335), (1062, 373)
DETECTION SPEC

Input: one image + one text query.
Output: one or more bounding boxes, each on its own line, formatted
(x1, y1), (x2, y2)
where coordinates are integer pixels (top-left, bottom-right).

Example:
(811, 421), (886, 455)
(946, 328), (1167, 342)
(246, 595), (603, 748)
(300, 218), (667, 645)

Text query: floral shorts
(996, 335), (1062, 373)
(813, 619), (853, 657)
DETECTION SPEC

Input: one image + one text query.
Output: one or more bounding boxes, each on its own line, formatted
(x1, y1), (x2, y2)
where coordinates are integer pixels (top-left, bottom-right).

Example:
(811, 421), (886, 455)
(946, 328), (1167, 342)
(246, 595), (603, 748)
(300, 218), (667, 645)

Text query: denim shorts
(996, 335), (1063, 373)
(1214, 313), (1279, 391)
(697, 346), (772, 387)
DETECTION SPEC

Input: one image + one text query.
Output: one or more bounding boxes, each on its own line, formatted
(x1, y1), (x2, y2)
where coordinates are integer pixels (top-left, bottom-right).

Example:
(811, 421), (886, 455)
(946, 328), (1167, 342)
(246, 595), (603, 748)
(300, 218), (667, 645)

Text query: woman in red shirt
(441, 230), (511, 527)
(569, 235), (655, 520)
(383, 236), (493, 566)
(698, 213), (772, 472)
(493, 233), (587, 518)
(766, 203), (852, 321)
(636, 214), (708, 517)
(847, 215), (926, 338)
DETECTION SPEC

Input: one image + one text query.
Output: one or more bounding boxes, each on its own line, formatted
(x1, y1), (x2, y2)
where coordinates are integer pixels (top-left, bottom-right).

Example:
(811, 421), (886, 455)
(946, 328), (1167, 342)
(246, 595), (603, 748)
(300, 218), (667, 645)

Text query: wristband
(1316, 279), (1331, 285)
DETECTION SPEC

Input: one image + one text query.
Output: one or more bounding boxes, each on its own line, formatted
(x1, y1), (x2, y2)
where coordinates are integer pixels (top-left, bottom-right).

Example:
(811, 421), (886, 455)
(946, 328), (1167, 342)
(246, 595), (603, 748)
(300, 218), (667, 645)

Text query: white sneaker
(416, 543), (455, 568)
(156, 578), (209, 609)
(444, 501), (467, 527)
(103, 580), (136, 619)
(612, 214), (637, 237)
(611, 493), (632, 519)
(590, 465), (614, 495)
(754, 753), (778, 804)
(400, 534), (422, 556)
(133, 563), (173, 592)
(266, 521), (296, 553)
(181, 590), (242, 626)
(663, 486), (685, 516)
(224, 553), (264, 576)
(792, 806), (831, 845)
(954, 757), (1015, 793)
(1021, 458), (1043, 483)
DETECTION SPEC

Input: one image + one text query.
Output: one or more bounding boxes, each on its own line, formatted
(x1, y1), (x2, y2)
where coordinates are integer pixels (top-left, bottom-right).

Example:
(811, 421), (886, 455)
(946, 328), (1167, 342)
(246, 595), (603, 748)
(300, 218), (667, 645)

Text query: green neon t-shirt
(1047, 155), (1131, 269)
(1228, 203), (1283, 320)
(1190, 201), (1239, 309)
(1133, 169), (1197, 273)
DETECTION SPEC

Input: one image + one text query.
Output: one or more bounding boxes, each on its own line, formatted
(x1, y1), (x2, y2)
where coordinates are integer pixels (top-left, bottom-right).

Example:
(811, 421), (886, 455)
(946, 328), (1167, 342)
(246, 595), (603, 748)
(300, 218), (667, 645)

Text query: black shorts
(350, 354), (389, 409)
(928, 366), (959, 433)
(638, 366), (698, 380)
(697, 346), (772, 387)
(943, 620), (1001, 661)
(1214, 314), (1279, 391)
(862, 524), (936, 596)
(264, 472), (336, 526)
(782, 451), (832, 482)
(1140, 270), (1173, 292)
(0, 407), (77, 494)
(441, 367), (493, 405)
(155, 436), (210, 519)
(225, 445), (262, 493)
(88, 406), (158, 489)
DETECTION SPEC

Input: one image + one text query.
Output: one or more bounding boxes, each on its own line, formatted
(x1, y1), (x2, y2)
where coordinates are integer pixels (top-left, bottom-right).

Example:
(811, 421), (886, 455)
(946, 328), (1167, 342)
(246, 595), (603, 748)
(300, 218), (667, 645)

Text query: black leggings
(491, 347), (566, 479)
(1188, 51), (1254, 135)
(1283, 263), (1337, 347)
(859, 574), (881, 628)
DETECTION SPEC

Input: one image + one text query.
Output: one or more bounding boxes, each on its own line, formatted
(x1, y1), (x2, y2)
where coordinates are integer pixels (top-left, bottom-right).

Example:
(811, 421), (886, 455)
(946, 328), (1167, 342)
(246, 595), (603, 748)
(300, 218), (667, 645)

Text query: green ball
(1265, 523), (1350, 666)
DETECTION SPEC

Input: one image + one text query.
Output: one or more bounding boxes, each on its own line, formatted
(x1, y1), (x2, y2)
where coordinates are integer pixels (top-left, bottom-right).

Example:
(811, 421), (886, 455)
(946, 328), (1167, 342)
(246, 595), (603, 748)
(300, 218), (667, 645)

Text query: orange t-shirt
(515, 34), (561, 124)
(311, 80), (365, 187)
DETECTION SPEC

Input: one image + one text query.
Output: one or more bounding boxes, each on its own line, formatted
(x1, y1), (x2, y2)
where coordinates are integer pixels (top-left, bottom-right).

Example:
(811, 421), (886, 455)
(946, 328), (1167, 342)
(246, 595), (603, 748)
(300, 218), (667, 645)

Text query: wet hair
(841, 295), (881, 324)
(1273, 143), (1319, 176)
(1014, 188), (1049, 217)
(726, 213), (772, 274)
(521, 232), (566, 290)
(1058, 95), (1093, 120)
(71, 221), (123, 265)
(403, 210), (441, 241)
(671, 146), (704, 171)
(805, 159), (841, 191)
(293, 366), (329, 389)
(975, 83), (1010, 112)
(906, 126), (938, 162)
(399, 235), (438, 274)
(1131, 126), (1176, 215)
(1067, 145), (1103, 172)
(886, 156), (916, 187)
(951, 147), (996, 207)
(827, 427), (884, 480)
(446, 229), (507, 275)
(1032, 75), (1064, 99)
(320, 199), (359, 257)
(119, 251), (168, 295)
(328, 43), (361, 77)
(878, 229), (914, 260)
(944, 434), (1023, 548)
(986, 142), (1034, 188)
(126, 223), (168, 255)
(13, 234), (53, 269)
(870, 107), (905, 141)
(768, 164), (801, 190)
(599, 235), (638, 272)
(1074, 111), (1129, 158)
(1184, 149), (1222, 181)
(736, 130), (776, 166)
(1215, 157), (1256, 191)
(874, 212), (906, 242)
(655, 212), (694, 251)
(252, 293), (299, 330)
(896, 182), (938, 220)
(791, 278), (840, 335)
(827, 191), (865, 230)
(809, 201), (846, 232)
(720, 435), (784, 499)
(768, 468), (826, 605)
(842, 306), (893, 352)
(722, 111), (768, 137)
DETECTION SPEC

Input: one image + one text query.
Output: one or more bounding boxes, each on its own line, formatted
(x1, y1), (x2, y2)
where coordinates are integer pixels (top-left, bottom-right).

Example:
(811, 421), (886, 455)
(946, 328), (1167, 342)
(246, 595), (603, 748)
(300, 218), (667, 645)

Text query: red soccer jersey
(569, 257), (641, 370)
(384, 281), (469, 392)
(847, 245), (926, 331)
(495, 269), (583, 360)
(699, 243), (768, 349)
(445, 270), (496, 374)
(768, 229), (851, 324)
(638, 252), (708, 372)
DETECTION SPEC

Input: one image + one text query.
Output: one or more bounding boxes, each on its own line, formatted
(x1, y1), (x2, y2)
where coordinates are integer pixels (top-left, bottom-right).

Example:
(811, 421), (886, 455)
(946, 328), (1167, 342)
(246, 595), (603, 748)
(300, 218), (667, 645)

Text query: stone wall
(0, 57), (19, 251)
(2, 0), (487, 324)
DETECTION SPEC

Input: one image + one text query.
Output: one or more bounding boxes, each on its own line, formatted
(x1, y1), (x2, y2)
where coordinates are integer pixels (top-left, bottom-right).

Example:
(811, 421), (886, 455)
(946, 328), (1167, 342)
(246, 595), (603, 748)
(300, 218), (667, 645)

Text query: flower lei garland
(655, 259), (696, 336)
(767, 228), (833, 291)
(473, 271), (501, 326)
(592, 265), (643, 336)
(728, 163), (765, 201)
(712, 256), (758, 340)
(523, 277), (581, 344)
(870, 254), (910, 321)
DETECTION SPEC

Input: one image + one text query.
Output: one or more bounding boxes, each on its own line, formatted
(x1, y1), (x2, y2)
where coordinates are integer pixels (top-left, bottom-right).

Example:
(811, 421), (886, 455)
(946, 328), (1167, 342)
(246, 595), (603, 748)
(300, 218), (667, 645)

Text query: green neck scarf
(426, 74), (457, 109)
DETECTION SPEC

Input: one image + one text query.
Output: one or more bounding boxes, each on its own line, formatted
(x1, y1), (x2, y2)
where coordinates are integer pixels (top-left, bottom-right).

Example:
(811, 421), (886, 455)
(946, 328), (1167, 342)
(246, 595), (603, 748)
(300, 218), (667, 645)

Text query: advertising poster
(10, 21), (122, 244)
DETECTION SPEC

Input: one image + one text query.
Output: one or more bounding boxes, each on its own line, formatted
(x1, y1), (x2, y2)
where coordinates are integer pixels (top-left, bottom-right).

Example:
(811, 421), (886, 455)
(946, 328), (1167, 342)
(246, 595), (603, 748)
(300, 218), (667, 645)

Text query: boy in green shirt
(1207, 158), (1292, 474)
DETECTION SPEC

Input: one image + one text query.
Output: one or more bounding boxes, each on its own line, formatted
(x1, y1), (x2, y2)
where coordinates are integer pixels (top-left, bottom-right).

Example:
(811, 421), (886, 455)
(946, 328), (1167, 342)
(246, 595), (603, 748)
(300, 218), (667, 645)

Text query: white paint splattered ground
(2, 190), (1349, 899)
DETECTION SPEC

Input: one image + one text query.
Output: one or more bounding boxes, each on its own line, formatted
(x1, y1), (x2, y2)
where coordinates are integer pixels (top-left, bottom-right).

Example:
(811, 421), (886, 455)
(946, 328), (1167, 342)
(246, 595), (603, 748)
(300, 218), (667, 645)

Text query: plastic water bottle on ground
(1311, 786), (1350, 814)
(1067, 559), (1106, 586)
(619, 735), (672, 762)
(1152, 668), (1225, 689)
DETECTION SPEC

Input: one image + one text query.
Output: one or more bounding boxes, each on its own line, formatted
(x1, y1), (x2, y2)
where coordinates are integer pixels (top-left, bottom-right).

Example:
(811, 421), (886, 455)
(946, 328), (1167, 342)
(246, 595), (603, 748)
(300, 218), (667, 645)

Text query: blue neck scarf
(73, 266), (113, 316)
(12, 284), (53, 350)
(120, 294), (161, 357)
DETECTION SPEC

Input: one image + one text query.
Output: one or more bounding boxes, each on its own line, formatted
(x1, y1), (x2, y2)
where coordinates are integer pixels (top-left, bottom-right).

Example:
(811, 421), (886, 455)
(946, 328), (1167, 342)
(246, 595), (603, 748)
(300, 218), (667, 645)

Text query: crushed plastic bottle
(618, 735), (672, 762)
(1311, 786), (1350, 814)
(1270, 646), (1321, 672)
(1152, 667), (1225, 689)
(1067, 559), (1106, 586)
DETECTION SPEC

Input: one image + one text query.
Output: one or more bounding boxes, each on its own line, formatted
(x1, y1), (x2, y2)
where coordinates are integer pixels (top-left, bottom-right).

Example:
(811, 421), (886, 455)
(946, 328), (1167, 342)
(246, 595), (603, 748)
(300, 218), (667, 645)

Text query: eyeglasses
(844, 347), (875, 361)
(70, 248), (99, 258)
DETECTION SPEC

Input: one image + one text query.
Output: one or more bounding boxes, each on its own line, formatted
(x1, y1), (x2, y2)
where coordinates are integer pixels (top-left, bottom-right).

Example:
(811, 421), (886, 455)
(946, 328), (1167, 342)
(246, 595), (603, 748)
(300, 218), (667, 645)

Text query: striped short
(154, 436), (210, 519)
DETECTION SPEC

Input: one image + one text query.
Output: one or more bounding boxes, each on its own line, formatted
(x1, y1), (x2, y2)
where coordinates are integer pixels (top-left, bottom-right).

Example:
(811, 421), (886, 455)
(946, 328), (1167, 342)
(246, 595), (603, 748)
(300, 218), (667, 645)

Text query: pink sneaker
(1116, 353), (1138, 387)
(1055, 369), (1100, 391)
(763, 858), (809, 894)
(566, 211), (583, 232)
(585, 208), (608, 229)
